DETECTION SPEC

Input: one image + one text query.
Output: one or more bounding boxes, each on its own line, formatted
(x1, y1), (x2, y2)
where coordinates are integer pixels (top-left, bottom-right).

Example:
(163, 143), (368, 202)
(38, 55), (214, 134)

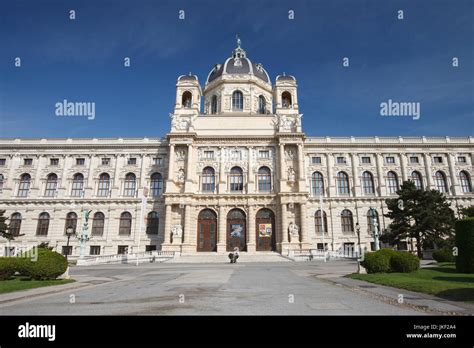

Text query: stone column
(400, 153), (408, 182)
(281, 203), (288, 244)
(163, 204), (172, 246)
(113, 154), (122, 197)
(247, 205), (256, 252)
(217, 205), (226, 252)
(279, 144), (286, 191)
(139, 154), (147, 189)
(350, 153), (359, 197)
(185, 144), (194, 192)
(300, 203), (309, 246)
(247, 146), (254, 193)
(447, 153), (459, 195)
(297, 144), (305, 191)
(183, 204), (191, 244)
(423, 153), (433, 189)
(375, 153), (385, 196)
(218, 147), (226, 194)
(326, 153), (335, 197)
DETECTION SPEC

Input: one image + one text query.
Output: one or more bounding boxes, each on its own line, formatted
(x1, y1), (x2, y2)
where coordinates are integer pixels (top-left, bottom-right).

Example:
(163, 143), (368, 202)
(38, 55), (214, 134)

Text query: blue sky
(0, 0), (472, 138)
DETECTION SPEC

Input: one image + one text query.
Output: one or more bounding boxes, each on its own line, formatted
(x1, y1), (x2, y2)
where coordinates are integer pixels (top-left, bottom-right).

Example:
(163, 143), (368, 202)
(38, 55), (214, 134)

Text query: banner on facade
(258, 224), (272, 237)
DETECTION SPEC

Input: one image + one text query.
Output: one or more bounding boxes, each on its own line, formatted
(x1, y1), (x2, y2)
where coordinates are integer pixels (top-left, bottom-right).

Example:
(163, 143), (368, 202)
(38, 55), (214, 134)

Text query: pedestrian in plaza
(228, 247), (240, 263)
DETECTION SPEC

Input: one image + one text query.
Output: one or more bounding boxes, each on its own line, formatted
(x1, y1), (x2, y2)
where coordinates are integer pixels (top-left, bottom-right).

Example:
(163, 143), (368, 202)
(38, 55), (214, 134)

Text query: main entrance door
(256, 208), (276, 251)
(227, 209), (247, 251)
(197, 209), (217, 252)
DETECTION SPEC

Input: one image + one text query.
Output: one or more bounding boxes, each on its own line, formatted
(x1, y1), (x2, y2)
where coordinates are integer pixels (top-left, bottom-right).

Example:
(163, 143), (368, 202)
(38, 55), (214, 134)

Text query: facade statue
(288, 222), (299, 243)
(176, 168), (185, 183)
(171, 225), (183, 243)
(288, 167), (296, 182)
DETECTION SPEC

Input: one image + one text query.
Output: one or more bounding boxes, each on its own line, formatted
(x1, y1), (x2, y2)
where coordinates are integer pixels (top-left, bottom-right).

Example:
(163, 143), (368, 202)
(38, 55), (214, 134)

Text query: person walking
(228, 247), (240, 263)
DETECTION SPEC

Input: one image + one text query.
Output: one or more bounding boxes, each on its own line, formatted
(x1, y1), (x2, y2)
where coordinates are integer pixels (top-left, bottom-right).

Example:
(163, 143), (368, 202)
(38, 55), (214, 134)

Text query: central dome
(205, 38), (270, 85)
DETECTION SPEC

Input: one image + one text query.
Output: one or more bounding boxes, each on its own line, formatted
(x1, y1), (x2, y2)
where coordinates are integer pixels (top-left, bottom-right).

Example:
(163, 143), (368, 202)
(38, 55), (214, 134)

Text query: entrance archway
(256, 208), (276, 251)
(197, 209), (217, 252)
(227, 209), (247, 251)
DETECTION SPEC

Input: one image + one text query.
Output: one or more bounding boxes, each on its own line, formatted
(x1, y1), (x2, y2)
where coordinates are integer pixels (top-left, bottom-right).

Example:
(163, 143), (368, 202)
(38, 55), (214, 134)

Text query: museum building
(0, 40), (473, 257)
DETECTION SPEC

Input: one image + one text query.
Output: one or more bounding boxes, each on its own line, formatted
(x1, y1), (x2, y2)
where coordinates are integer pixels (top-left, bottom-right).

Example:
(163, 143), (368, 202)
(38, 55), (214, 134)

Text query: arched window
(36, 212), (50, 236)
(71, 173), (84, 197)
(232, 91), (243, 111)
(18, 173), (31, 197)
(64, 212), (78, 234)
(387, 171), (399, 194)
(258, 95), (266, 114)
(119, 212), (132, 235)
(9, 213), (22, 237)
(311, 172), (324, 196)
(98, 173), (110, 197)
(258, 166), (272, 192)
(146, 211), (159, 235)
(211, 95), (218, 114)
(230, 166), (244, 192)
(281, 91), (292, 108)
(44, 173), (58, 197)
(0, 174), (3, 193)
(362, 171), (375, 195)
(123, 173), (136, 197)
(367, 209), (380, 235)
(336, 172), (350, 195)
(182, 91), (192, 108)
(91, 212), (105, 236)
(459, 171), (472, 193)
(201, 167), (215, 192)
(150, 173), (164, 197)
(435, 171), (448, 193)
(411, 171), (423, 190)
(315, 210), (328, 234)
(341, 209), (354, 233)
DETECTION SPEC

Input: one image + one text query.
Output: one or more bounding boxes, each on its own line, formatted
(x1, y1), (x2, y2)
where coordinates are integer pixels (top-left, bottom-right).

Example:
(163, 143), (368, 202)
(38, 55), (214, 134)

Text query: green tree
(0, 210), (15, 241)
(382, 181), (455, 258)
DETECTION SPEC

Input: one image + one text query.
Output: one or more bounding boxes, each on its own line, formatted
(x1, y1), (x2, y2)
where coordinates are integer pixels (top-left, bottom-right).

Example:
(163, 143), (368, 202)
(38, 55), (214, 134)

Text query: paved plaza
(0, 260), (471, 316)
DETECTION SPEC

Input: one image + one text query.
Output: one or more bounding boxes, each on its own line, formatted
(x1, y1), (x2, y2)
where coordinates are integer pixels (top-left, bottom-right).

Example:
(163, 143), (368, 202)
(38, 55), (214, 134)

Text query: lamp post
(369, 207), (380, 251)
(355, 223), (361, 273)
(78, 210), (92, 260)
(65, 226), (75, 260)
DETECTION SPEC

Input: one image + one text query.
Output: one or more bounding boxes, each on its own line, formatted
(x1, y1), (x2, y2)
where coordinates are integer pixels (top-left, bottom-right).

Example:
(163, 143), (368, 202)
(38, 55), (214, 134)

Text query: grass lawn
(348, 263), (474, 303)
(0, 276), (75, 295)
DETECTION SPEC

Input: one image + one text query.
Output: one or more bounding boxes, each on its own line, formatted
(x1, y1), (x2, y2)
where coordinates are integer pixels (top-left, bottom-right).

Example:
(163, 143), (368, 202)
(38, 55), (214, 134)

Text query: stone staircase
(166, 251), (291, 263)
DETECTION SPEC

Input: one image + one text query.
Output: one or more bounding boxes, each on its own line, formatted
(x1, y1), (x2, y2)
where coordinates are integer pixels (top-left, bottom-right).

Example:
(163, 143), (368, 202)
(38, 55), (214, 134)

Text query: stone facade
(0, 42), (473, 257)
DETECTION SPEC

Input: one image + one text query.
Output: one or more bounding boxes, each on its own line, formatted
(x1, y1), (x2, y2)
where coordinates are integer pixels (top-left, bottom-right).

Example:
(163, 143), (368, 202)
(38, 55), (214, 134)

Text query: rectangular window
(259, 150), (270, 158)
(0, 158), (6, 166)
(50, 158), (59, 166)
(433, 156), (443, 164)
(311, 156), (321, 164)
(89, 246), (101, 255)
(101, 158), (110, 166)
(316, 243), (328, 251)
(336, 157), (346, 164)
(117, 245), (128, 254)
(62, 246), (72, 256)
(153, 157), (163, 165)
(343, 242), (355, 254)
(361, 156), (371, 164)
(145, 245), (157, 252)
(410, 156), (419, 164)
(76, 158), (85, 166)
(386, 156), (395, 164)
(127, 158), (137, 165)
(458, 156), (466, 163)
(24, 158), (33, 166)
(203, 151), (214, 159)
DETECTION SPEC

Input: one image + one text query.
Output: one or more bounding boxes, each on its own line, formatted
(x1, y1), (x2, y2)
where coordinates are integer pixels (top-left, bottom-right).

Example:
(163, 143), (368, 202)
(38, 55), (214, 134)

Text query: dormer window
(258, 95), (266, 114)
(182, 91), (192, 108)
(232, 91), (243, 111)
(282, 91), (292, 108)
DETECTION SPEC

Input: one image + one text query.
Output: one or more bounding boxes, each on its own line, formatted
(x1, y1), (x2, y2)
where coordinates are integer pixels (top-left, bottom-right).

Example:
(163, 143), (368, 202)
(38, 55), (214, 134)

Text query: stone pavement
(0, 260), (466, 316)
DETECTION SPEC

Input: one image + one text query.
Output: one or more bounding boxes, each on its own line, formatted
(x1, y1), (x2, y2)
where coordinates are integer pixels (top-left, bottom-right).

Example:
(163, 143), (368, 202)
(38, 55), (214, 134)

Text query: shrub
(0, 258), (16, 280)
(361, 248), (420, 274)
(390, 252), (420, 273)
(432, 248), (455, 263)
(455, 217), (474, 273)
(21, 248), (68, 280)
(361, 249), (392, 273)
